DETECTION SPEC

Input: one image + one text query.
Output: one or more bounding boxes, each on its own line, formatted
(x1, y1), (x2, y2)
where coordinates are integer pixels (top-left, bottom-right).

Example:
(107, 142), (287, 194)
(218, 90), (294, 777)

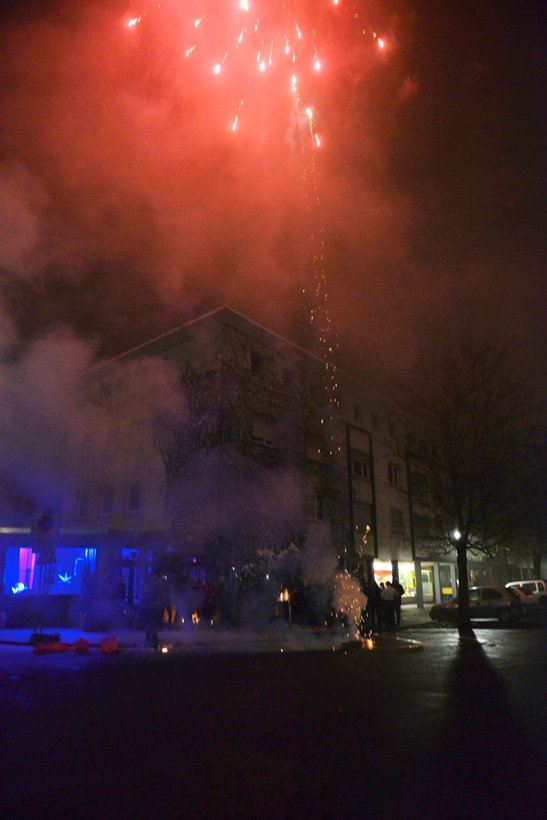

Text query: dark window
(390, 508), (404, 536)
(251, 416), (277, 448)
(250, 350), (264, 375)
(309, 383), (320, 402)
(127, 482), (142, 513)
(283, 368), (297, 391)
(100, 487), (114, 516)
(316, 494), (324, 520)
(352, 459), (369, 480)
(410, 471), (428, 499)
(413, 514), (430, 539)
(387, 463), (400, 486)
(354, 501), (372, 530)
(77, 490), (90, 518)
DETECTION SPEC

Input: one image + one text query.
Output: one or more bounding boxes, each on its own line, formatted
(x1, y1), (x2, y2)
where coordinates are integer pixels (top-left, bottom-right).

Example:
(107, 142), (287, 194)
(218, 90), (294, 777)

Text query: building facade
(0, 307), (536, 613)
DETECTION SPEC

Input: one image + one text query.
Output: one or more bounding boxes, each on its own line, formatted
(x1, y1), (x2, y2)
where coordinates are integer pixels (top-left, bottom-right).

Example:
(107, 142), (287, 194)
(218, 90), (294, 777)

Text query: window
(410, 471), (428, 500)
(309, 383), (320, 402)
(127, 482), (142, 513)
(390, 508), (405, 536)
(251, 416), (277, 448)
(352, 459), (369, 480)
(315, 494), (324, 520)
(387, 462), (400, 486)
(353, 403), (362, 422)
(354, 501), (372, 531)
(306, 433), (324, 462)
(250, 350), (264, 375)
(77, 490), (90, 518)
(100, 486), (114, 516)
(413, 514), (430, 539)
(307, 494), (324, 521)
(283, 368), (297, 391)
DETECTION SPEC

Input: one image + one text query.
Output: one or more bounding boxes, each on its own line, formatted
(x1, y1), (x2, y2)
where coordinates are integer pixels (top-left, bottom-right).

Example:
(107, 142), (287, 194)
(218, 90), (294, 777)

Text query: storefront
(373, 559), (458, 605)
(3, 544), (97, 596)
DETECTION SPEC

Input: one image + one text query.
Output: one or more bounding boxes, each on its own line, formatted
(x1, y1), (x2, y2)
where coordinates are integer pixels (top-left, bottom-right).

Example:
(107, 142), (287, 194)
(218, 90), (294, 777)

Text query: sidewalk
(0, 605), (432, 652)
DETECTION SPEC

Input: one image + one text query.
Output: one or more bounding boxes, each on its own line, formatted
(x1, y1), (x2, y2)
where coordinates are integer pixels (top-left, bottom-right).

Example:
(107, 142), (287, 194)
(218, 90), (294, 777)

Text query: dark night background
(1, 0), (546, 383)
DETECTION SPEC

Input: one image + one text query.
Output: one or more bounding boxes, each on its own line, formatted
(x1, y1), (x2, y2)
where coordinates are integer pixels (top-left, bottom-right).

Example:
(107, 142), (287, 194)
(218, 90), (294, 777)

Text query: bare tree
(397, 341), (537, 633)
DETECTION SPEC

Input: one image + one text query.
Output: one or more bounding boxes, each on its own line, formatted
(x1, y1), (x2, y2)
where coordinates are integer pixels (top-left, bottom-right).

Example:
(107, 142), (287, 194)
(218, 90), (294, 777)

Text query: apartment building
(0, 307), (534, 609)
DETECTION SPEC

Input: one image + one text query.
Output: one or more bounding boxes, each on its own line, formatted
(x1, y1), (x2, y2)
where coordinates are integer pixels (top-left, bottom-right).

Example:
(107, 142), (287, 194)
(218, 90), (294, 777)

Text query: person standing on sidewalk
(381, 582), (398, 629)
(367, 579), (383, 630)
(392, 577), (405, 626)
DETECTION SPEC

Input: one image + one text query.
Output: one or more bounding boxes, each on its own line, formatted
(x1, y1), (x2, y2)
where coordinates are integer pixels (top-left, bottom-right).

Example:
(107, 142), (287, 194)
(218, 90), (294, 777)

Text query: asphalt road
(2, 625), (547, 820)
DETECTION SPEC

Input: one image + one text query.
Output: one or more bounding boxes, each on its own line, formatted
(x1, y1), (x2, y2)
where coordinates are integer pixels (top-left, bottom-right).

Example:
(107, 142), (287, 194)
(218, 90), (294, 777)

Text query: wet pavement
(1, 621), (546, 820)
(0, 604), (433, 652)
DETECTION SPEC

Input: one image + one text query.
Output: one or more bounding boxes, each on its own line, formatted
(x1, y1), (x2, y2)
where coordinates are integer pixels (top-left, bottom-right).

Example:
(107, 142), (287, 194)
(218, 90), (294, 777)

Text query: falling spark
(125, 0), (387, 445)
(127, 2), (385, 133)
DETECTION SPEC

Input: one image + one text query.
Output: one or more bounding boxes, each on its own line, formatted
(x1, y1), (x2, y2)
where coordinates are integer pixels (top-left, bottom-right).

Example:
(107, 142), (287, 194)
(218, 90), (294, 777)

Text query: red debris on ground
(33, 637), (91, 655)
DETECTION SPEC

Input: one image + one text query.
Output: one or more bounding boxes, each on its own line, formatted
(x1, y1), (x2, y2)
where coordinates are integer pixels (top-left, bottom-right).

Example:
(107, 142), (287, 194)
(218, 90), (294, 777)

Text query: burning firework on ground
(333, 571), (367, 637)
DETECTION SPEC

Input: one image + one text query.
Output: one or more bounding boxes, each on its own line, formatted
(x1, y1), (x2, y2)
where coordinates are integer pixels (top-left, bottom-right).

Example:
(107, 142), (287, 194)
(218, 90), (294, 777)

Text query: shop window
(3, 546), (96, 596)
(421, 566), (435, 601)
(18, 548), (36, 592)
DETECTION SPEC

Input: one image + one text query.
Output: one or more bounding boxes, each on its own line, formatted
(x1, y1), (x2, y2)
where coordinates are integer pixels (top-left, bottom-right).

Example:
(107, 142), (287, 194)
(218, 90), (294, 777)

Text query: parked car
(506, 580), (547, 608)
(429, 585), (523, 624)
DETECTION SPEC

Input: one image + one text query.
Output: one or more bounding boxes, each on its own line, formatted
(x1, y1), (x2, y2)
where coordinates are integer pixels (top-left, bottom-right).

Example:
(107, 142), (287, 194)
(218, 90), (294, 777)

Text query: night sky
(1, 0), (546, 385)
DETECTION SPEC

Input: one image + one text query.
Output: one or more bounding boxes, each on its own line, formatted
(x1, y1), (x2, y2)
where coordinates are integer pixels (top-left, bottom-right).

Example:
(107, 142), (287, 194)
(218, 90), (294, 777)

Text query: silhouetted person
(381, 582), (398, 628)
(143, 573), (163, 649)
(392, 577), (404, 626)
(367, 579), (382, 629)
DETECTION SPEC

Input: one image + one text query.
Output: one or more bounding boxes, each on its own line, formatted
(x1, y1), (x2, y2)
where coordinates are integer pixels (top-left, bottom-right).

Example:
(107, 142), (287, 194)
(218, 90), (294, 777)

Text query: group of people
(362, 578), (405, 630)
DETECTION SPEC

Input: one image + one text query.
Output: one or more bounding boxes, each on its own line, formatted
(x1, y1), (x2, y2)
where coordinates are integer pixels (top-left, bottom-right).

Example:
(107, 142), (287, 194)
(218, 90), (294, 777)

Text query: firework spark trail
(127, 1), (386, 432)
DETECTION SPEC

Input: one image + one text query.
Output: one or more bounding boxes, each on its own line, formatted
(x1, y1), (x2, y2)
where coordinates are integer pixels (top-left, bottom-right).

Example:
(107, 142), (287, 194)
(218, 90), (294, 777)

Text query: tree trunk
(456, 543), (473, 636)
